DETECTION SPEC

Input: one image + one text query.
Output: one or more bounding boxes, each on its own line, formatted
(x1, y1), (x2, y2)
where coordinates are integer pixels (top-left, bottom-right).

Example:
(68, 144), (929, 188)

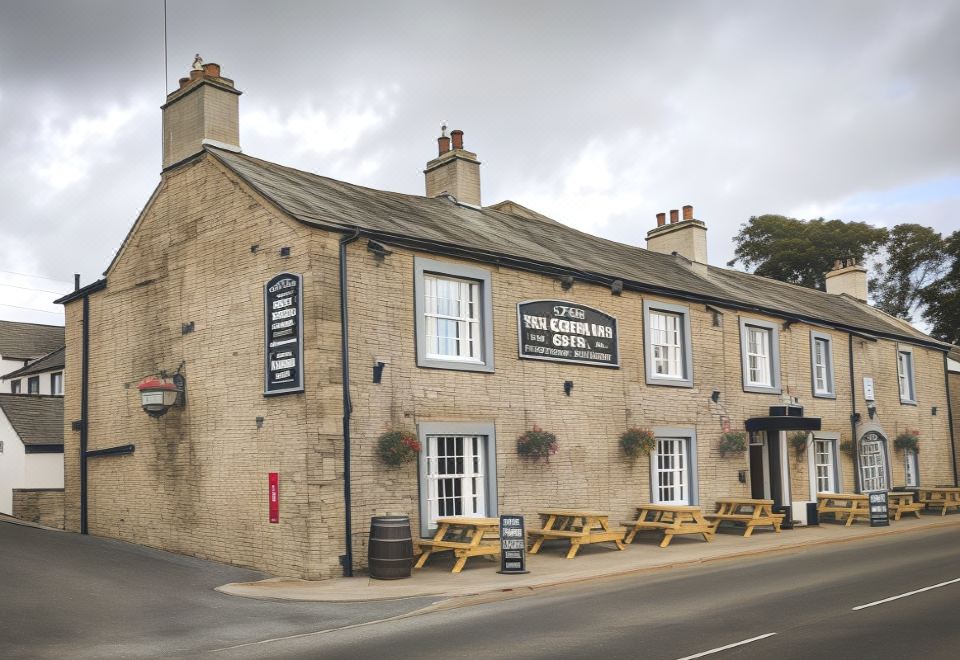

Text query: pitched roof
(0, 320), (65, 361)
(201, 147), (944, 348)
(2, 347), (65, 380)
(0, 394), (63, 446)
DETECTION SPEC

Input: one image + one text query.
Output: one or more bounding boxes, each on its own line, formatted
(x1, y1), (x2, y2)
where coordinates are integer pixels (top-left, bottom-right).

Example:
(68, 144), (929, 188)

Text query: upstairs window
(740, 318), (781, 394)
(897, 347), (916, 404)
(10, 380), (20, 394)
(27, 376), (39, 394)
(643, 301), (693, 387)
(415, 257), (494, 372)
(51, 372), (63, 396)
(810, 332), (835, 398)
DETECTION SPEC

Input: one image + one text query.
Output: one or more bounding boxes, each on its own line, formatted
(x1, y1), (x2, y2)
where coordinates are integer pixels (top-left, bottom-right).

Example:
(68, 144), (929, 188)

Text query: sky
(1, 0), (958, 326)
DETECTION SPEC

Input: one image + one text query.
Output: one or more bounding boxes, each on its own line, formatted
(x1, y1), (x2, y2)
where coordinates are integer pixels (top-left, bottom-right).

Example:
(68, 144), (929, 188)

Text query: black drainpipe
(80, 294), (90, 534)
(339, 228), (361, 577)
(848, 334), (860, 493)
(944, 353), (958, 487)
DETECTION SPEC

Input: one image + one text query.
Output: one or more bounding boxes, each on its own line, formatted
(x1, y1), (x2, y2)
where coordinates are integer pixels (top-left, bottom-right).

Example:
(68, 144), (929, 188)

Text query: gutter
(944, 353), (958, 487)
(338, 228), (361, 577)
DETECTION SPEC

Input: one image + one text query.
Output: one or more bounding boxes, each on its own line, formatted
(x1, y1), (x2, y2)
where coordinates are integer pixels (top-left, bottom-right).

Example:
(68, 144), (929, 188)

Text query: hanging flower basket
(840, 439), (856, 457)
(789, 432), (809, 460)
(517, 426), (558, 462)
(718, 431), (747, 457)
(894, 430), (920, 453)
(377, 430), (421, 467)
(620, 427), (656, 460)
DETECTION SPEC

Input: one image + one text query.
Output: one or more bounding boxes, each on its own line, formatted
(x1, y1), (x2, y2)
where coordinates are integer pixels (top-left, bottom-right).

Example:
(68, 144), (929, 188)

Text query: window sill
(899, 399), (918, 406)
(646, 375), (693, 388)
(416, 356), (495, 373)
(812, 391), (836, 400)
(743, 384), (781, 395)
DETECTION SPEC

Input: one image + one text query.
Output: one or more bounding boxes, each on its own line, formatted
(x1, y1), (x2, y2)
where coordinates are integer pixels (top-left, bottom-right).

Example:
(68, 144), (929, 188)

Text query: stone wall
(13, 488), (64, 529)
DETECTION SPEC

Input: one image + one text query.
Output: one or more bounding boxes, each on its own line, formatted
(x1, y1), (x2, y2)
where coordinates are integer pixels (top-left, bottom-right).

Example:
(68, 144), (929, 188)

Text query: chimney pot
(669, 209), (679, 224)
(656, 212), (666, 227)
(438, 135), (451, 156)
(178, 77), (189, 89)
(189, 69), (202, 81)
(202, 62), (221, 77)
(682, 205), (693, 221)
(451, 129), (464, 150)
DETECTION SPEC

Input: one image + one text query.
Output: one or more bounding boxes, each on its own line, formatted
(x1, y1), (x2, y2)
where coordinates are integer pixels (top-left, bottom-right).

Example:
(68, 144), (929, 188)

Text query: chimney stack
(646, 204), (708, 265)
(161, 55), (241, 170)
(825, 256), (868, 301)
(424, 125), (481, 206)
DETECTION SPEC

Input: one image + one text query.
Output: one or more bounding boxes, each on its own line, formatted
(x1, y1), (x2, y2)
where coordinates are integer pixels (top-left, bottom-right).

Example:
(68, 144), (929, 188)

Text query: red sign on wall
(269, 472), (279, 523)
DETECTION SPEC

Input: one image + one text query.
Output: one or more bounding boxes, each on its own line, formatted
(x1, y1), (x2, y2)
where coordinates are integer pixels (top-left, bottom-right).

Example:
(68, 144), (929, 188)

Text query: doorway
(749, 431), (769, 500)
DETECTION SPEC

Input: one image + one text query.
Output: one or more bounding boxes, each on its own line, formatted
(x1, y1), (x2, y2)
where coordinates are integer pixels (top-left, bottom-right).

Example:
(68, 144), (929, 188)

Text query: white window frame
(859, 433), (889, 492)
(896, 345), (917, 405)
(10, 380), (20, 394)
(416, 421), (497, 536)
(809, 332), (836, 399)
(808, 432), (841, 495)
(51, 372), (63, 396)
(904, 449), (919, 488)
(643, 301), (693, 387)
(414, 258), (494, 373)
(739, 317), (781, 394)
(649, 427), (698, 505)
(27, 376), (39, 394)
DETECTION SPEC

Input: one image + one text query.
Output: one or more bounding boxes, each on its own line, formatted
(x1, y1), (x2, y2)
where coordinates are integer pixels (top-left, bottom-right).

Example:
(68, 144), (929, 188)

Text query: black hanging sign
(868, 490), (890, 527)
(264, 273), (304, 396)
(517, 300), (619, 367)
(498, 515), (529, 574)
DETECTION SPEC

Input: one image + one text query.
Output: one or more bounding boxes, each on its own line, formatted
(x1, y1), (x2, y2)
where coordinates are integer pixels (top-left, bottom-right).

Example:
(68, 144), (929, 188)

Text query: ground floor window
(417, 422), (497, 535)
(813, 437), (839, 493)
(904, 449), (919, 488)
(650, 429), (698, 505)
(859, 432), (888, 491)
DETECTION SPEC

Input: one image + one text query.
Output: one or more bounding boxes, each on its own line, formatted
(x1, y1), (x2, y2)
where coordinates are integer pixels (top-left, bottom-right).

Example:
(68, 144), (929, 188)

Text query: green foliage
(517, 426), (558, 462)
(718, 431), (747, 457)
(789, 432), (809, 458)
(729, 215), (888, 290)
(377, 430), (421, 467)
(871, 224), (949, 321)
(894, 430), (920, 453)
(840, 439), (855, 456)
(620, 427), (656, 459)
(919, 230), (960, 344)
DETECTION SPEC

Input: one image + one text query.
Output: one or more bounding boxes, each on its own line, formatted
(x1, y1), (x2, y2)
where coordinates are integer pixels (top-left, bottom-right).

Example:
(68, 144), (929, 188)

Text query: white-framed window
(414, 258), (494, 372)
(739, 318), (781, 394)
(27, 376), (39, 394)
(51, 372), (63, 396)
(897, 346), (916, 404)
(860, 432), (888, 491)
(417, 422), (497, 535)
(810, 332), (835, 398)
(904, 449), (919, 488)
(813, 436), (839, 493)
(643, 301), (693, 387)
(650, 427), (698, 505)
(10, 380), (20, 394)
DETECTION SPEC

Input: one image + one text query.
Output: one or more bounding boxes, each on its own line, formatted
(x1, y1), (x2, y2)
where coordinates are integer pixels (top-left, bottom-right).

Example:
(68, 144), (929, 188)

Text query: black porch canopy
(745, 403), (822, 433)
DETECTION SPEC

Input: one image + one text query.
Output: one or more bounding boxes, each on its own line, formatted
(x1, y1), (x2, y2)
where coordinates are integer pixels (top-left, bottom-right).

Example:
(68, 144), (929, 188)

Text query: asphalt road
(3, 520), (959, 659)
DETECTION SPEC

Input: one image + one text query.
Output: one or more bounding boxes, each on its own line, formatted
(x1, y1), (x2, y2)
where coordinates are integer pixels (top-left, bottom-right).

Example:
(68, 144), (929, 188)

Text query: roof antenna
(440, 121), (448, 137)
(192, 53), (204, 71)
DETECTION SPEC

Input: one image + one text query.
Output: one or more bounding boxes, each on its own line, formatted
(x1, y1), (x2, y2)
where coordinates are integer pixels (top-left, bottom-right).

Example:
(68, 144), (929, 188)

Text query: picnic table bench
(705, 497), (783, 537)
(527, 509), (627, 559)
(817, 492), (870, 526)
(887, 491), (923, 521)
(621, 503), (714, 548)
(414, 516), (500, 573)
(918, 487), (960, 516)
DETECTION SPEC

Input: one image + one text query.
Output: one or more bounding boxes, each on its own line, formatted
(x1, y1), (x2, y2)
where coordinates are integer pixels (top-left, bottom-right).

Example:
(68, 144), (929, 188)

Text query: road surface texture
(2, 520), (959, 658)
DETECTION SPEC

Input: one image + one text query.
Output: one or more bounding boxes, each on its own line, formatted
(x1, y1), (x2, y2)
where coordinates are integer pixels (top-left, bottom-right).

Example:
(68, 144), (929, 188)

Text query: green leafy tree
(870, 224), (949, 321)
(728, 215), (888, 290)
(919, 230), (960, 344)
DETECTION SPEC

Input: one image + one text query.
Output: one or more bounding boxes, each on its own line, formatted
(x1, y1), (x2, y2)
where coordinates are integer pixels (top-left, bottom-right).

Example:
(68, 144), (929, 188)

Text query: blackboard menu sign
(868, 490), (890, 527)
(264, 273), (304, 396)
(517, 300), (619, 368)
(498, 515), (529, 574)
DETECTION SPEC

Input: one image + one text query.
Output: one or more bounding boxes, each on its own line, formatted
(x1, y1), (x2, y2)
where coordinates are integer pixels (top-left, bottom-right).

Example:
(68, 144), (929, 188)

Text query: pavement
(217, 513), (960, 603)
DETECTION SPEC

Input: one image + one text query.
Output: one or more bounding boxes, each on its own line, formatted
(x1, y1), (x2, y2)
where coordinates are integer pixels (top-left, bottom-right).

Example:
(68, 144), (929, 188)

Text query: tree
(919, 230), (960, 345)
(870, 224), (949, 321)
(728, 215), (889, 290)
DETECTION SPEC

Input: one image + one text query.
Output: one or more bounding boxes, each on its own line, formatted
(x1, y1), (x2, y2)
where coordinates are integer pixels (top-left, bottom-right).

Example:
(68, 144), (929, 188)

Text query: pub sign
(517, 300), (619, 367)
(264, 273), (304, 395)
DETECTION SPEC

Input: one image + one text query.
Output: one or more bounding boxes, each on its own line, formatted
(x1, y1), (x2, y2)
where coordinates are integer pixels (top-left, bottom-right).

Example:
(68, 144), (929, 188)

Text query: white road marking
(852, 576), (960, 611)
(675, 633), (777, 660)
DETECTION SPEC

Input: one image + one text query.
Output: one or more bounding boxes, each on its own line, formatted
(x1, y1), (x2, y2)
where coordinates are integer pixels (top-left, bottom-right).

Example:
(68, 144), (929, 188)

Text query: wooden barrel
(368, 515), (413, 580)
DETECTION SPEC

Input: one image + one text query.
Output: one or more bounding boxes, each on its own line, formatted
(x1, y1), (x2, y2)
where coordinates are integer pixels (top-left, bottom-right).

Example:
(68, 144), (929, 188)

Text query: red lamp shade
(137, 376), (180, 417)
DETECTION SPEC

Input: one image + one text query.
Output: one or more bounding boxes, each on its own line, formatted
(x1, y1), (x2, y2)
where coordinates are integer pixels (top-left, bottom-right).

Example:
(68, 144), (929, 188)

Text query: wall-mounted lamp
(559, 275), (574, 291)
(564, 380), (574, 396)
(610, 280), (623, 296)
(932, 407), (937, 416)
(366, 240), (392, 261)
(738, 470), (746, 484)
(852, 412), (862, 425)
(711, 390), (721, 403)
(373, 361), (386, 384)
(279, 246), (291, 257)
(137, 374), (185, 417)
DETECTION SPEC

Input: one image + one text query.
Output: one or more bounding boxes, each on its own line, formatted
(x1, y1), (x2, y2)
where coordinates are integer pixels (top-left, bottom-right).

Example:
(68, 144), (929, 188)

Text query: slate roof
(2, 347), (65, 380)
(0, 394), (63, 447)
(170, 147), (943, 349)
(0, 321), (65, 361)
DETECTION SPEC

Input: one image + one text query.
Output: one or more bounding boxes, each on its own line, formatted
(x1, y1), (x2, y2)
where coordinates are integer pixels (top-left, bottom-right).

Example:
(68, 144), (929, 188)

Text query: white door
(654, 437), (688, 505)
(904, 450), (918, 488)
(860, 435), (888, 491)
(425, 435), (486, 529)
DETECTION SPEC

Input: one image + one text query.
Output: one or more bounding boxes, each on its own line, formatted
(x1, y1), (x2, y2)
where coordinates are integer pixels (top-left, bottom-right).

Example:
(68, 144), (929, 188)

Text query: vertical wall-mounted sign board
(862, 377), (875, 401)
(498, 515), (529, 574)
(868, 490), (889, 527)
(264, 273), (304, 395)
(269, 472), (280, 524)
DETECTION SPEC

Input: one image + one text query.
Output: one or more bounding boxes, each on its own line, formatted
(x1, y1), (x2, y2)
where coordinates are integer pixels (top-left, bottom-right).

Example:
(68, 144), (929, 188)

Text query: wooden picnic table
(918, 487), (960, 516)
(817, 492), (870, 526)
(414, 516), (501, 573)
(621, 503), (714, 548)
(887, 491), (923, 521)
(527, 509), (627, 559)
(705, 497), (783, 537)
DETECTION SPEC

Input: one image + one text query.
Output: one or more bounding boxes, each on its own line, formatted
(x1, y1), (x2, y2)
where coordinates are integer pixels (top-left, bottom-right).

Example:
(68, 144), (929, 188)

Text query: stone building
(56, 62), (957, 580)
